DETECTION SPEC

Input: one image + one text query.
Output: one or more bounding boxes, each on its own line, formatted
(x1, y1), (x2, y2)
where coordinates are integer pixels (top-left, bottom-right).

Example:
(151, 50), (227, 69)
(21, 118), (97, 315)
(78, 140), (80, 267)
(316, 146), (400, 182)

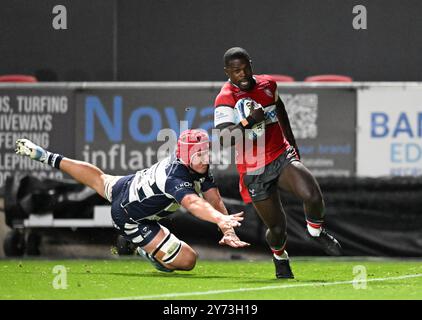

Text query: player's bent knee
(173, 244), (197, 271)
(154, 232), (183, 263)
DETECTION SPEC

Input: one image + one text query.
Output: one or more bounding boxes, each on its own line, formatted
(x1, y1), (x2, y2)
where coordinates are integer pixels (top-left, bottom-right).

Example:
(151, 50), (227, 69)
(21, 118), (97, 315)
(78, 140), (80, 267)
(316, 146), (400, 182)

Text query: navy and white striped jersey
(116, 154), (216, 222)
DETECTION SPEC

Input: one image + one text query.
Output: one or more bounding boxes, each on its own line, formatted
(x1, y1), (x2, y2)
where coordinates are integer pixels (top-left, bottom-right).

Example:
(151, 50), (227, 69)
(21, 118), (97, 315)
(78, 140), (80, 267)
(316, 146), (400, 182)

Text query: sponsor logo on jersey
(215, 110), (228, 120)
(175, 182), (193, 190)
(264, 88), (273, 98)
(264, 104), (278, 124)
(141, 226), (152, 238)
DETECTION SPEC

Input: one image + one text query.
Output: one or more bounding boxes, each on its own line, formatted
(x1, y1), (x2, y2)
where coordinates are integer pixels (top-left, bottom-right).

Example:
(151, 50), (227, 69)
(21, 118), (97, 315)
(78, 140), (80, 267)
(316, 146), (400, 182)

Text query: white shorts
(103, 174), (124, 202)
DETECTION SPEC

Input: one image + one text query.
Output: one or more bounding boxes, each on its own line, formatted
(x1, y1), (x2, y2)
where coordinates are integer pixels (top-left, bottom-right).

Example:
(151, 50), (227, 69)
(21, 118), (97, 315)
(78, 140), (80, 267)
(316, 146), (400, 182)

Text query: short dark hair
(223, 47), (251, 66)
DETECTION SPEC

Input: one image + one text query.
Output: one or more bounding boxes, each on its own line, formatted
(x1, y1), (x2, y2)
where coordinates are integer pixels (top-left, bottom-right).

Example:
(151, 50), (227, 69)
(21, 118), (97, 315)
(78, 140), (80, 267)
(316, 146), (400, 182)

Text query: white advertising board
(357, 87), (422, 177)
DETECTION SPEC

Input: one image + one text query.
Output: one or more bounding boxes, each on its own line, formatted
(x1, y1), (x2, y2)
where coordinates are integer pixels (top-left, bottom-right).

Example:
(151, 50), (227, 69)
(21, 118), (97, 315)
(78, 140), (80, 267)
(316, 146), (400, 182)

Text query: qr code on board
(280, 94), (318, 139)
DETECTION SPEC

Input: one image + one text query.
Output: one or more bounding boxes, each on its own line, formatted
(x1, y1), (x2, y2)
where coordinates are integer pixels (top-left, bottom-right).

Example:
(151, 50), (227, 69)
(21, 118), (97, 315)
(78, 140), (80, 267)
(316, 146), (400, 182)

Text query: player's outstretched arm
(180, 193), (248, 248)
(202, 187), (229, 215)
(15, 138), (108, 199)
(202, 187), (250, 248)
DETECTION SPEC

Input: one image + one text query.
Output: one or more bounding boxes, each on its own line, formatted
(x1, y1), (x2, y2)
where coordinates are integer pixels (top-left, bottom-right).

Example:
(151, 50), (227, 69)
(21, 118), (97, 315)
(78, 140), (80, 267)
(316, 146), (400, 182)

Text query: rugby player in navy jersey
(214, 47), (342, 279)
(15, 129), (249, 273)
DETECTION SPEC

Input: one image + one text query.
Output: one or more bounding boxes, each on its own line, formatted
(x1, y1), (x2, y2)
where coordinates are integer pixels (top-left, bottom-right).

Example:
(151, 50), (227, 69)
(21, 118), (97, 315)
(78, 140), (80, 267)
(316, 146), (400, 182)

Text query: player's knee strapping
(151, 232), (183, 264)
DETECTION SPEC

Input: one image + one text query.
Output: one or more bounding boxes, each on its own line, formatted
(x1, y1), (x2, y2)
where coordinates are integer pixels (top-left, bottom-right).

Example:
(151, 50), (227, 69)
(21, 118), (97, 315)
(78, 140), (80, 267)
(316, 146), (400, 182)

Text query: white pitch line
(107, 273), (422, 300)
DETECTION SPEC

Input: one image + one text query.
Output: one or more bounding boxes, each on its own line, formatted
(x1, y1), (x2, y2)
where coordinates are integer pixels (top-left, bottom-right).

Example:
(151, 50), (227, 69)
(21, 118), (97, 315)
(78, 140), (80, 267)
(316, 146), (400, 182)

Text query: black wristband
(241, 115), (257, 129)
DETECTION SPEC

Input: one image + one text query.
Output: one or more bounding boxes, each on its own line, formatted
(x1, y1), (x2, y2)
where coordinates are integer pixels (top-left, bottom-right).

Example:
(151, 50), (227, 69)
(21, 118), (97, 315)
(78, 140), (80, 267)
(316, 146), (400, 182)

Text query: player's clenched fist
(250, 106), (265, 123)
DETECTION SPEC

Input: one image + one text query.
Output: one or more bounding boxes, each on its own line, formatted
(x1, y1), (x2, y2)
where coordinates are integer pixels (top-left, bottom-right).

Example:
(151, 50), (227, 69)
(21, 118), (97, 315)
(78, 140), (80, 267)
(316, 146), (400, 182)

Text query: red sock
(271, 242), (286, 256)
(306, 220), (323, 229)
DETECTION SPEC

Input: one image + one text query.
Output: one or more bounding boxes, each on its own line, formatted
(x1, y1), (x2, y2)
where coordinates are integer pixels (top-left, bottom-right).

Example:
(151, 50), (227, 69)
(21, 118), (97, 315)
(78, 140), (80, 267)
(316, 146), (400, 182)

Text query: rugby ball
(234, 98), (265, 140)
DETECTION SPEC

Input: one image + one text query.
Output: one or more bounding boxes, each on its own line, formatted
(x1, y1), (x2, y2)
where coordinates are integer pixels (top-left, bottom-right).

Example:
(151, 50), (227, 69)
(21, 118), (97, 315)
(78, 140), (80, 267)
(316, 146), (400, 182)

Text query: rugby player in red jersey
(214, 47), (342, 279)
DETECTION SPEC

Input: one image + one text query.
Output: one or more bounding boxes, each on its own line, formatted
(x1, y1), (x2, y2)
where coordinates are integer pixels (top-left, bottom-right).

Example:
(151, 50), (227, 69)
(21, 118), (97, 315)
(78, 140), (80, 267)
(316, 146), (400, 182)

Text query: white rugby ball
(234, 98), (265, 140)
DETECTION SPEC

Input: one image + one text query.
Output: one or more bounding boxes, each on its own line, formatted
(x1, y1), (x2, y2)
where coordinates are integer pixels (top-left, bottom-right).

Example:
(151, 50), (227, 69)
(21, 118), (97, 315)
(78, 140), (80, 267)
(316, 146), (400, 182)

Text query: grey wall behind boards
(1, 0), (421, 81)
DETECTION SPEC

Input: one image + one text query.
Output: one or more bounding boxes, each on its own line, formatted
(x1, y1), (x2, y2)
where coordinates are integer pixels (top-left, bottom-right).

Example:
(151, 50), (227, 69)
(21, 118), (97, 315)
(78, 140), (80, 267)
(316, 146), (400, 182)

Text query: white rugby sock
(307, 224), (322, 237)
(273, 250), (289, 261)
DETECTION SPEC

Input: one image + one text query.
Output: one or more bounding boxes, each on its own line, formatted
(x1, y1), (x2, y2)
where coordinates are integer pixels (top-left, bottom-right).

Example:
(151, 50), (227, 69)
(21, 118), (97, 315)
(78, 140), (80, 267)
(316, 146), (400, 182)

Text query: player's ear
(249, 60), (253, 69)
(224, 66), (229, 77)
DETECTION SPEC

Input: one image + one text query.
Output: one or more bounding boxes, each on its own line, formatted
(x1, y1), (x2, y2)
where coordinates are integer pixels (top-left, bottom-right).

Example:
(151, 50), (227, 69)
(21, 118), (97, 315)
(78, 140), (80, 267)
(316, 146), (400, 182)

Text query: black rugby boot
(307, 228), (342, 256)
(273, 257), (295, 279)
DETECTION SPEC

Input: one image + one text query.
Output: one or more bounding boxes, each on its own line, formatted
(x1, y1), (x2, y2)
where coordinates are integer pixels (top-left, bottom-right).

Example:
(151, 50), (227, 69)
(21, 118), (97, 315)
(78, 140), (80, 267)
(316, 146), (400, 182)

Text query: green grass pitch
(0, 258), (421, 300)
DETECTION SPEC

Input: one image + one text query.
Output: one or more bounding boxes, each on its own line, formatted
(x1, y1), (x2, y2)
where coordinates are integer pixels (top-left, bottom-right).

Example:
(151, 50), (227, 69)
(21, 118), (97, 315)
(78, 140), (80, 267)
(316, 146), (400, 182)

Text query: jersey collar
(228, 76), (257, 91)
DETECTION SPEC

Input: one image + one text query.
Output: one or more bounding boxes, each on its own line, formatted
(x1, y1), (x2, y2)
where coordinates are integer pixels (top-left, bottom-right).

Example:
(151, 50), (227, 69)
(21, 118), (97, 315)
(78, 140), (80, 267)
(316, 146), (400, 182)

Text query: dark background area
(1, 0), (421, 81)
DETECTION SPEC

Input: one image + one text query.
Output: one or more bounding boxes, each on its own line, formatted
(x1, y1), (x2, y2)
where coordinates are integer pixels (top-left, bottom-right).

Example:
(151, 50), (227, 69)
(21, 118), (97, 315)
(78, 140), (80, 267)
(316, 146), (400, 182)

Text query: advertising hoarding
(357, 87), (422, 177)
(0, 88), (75, 187)
(281, 88), (356, 177)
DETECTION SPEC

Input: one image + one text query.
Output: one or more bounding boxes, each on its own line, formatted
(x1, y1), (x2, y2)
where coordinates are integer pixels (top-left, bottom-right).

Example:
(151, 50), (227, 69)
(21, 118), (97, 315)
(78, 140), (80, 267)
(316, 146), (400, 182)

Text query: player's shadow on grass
(76, 272), (239, 279)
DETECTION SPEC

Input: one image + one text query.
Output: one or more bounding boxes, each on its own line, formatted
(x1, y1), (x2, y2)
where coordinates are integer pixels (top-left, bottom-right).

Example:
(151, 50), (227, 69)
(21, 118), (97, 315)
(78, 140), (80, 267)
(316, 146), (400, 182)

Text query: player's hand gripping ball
(234, 98), (266, 140)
